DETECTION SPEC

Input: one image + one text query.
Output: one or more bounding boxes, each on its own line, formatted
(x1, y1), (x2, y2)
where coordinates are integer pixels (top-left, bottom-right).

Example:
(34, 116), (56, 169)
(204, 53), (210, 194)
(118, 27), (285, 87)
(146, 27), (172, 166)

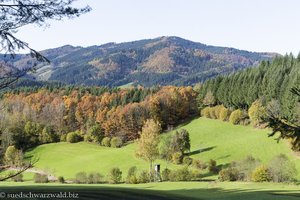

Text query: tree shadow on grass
(0, 184), (300, 200)
(187, 146), (216, 156)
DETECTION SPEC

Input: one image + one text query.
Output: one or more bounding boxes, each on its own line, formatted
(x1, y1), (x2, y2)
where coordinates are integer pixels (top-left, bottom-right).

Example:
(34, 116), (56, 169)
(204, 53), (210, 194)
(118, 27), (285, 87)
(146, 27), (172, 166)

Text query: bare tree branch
(0, 158), (39, 181)
(0, 0), (91, 90)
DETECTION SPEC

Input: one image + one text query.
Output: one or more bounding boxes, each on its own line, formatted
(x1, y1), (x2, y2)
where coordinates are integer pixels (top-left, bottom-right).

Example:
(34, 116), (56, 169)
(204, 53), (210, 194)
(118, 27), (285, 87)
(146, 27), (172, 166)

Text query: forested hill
(198, 54), (300, 122)
(1, 36), (276, 87)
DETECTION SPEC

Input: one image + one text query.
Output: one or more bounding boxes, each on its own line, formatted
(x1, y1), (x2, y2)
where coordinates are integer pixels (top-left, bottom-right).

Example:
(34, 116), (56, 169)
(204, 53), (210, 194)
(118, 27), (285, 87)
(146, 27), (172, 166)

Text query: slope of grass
(172, 118), (300, 170)
(26, 118), (300, 179)
(26, 142), (175, 179)
(0, 182), (299, 200)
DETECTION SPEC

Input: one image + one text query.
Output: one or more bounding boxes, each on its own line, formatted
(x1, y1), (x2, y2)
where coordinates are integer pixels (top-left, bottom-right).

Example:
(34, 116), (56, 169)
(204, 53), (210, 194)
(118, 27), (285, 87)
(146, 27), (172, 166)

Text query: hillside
(26, 118), (300, 179)
(1, 37), (277, 87)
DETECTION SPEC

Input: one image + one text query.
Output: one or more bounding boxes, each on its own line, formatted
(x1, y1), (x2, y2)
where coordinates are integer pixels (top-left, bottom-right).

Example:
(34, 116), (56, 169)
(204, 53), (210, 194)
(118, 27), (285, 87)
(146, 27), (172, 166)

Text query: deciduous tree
(136, 119), (161, 173)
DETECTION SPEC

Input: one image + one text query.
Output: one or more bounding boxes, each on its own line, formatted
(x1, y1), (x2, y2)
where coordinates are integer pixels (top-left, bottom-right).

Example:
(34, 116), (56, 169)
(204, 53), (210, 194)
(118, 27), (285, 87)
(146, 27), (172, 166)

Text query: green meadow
(25, 118), (300, 179)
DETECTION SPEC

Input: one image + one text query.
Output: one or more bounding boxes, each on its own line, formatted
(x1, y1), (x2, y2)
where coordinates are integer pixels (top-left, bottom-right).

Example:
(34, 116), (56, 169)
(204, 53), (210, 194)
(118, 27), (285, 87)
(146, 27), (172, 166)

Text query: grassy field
(26, 142), (175, 179)
(1, 117), (300, 200)
(173, 118), (300, 173)
(0, 182), (299, 200)
(25, 117), (300, 180)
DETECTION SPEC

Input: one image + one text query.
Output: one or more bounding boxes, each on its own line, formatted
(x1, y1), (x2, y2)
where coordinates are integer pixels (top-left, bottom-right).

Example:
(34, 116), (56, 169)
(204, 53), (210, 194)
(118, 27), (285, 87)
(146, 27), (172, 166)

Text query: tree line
(0, 86), (198, 152)
(198, 54), (300, 150)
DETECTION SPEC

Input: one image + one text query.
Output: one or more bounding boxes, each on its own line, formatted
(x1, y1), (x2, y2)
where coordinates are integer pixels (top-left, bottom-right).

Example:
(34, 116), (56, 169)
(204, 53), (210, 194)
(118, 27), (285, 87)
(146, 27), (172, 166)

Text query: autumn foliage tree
(136, 119), (161, 174)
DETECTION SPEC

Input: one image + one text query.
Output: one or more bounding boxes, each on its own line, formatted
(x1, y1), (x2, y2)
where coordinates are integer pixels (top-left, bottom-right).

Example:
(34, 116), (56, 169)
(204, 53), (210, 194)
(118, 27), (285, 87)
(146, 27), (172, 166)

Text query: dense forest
(198, 54), (300, 121)
(0, 86), (198, 152)
(1, 36), (275, 87)
(198, 54), (300, 150)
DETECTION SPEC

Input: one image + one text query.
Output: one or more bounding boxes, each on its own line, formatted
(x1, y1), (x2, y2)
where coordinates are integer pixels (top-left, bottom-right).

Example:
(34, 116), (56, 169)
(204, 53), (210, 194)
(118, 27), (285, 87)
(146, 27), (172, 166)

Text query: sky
(15, 0), (300, 55)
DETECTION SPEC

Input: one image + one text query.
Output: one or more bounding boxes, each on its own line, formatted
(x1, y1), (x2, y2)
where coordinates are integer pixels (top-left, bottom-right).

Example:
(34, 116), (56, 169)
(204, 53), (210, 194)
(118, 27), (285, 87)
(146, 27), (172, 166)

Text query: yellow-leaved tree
(136, 119), (161, 174)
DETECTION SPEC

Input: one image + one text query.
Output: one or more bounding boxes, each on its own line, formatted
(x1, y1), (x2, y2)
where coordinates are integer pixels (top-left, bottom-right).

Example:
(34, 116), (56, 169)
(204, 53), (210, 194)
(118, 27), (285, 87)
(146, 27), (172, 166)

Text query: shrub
(60, 134), (67, 142)
(239, 118), (251, 126)
(88, 172), (103, 184)
(201, 107), (211, 118)
(208, 159), (219, 174)
(190, 169), (202, 180)
(4, 146), (23, 167)
(183, 156), (193, 166)
(251, 165), (272, 182)
(34, 173), (48, 183)
(11, 174), (23, 182)
(218, 168), (239, 181)
(87, 124), (104, 143)
(84, 134), (93, 143)
(58, 176), (65, 183)
(107, 167), (122, 184)
(74, 172), (88, 184)
(219, 106), (230, 121)
(127, 175), (138, 184)
(126, 166), (138, 184)
(101, 137), (111, 147)
(66, 131), (82, 143)
(209, 107), (217, 119)
(193, 159), (207, 170)
(233, 155), (261, 181)
(269, 154), (297, 182)
(138, 170), (150, 183)
(169, 167), (192, 181)
(203, 91), (215, 106)
(229, 109), (246, 125)
(40, 126), (59, 143)
(172, 152), (183, 164)
(161, 168), (171, 181)
(248, 99), (267, 126)
(110, 137), (123, 148)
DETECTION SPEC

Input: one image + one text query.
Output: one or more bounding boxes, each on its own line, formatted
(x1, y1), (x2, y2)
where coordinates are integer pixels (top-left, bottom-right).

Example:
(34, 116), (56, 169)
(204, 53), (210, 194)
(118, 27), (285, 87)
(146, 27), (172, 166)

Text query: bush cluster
(11, 174), (23, 182)
(74, 172), (103, 184)
(219, 154), (297, 183)
(183, 156), (193, 166)
(201, 105), (232, 122)
(64, 131), (124, 148)
(248, 100), (267, 127)
(193, 159), (208, 170)
(110, 137), (123, 148)
(34, 173), (48, 183)
(137, 170), (151, 183)
(169, 167), (200, 181)
(251, 165), (272, 182)
(172, 152), (183, 164)
(101, 137), (111, 147)
(201, 105), (252, 126)
(66, 131), (83, 143)
(68, 164), (205, 185)
(208, 159), (219, 174)
(229, 109), (247, 125)
(126, 166), (138, 184)
(58, 176), (65, 183)
(107, 167), (122, 184)
(218, 167), (239, 181)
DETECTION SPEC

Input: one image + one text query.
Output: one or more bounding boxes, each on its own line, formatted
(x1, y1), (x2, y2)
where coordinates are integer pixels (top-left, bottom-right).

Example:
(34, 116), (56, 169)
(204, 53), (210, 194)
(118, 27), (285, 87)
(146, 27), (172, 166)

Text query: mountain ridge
(1, 36), (278, 86)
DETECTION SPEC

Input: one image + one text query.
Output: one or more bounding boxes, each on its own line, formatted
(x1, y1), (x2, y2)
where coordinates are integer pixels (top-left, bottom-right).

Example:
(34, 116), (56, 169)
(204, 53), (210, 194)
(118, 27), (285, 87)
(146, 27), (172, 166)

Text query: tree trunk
(149, 160), (153, 182)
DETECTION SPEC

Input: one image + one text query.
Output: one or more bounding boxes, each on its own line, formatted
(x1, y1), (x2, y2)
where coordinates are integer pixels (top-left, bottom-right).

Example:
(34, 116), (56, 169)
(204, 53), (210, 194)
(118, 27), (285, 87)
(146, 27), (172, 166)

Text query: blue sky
(16, 0), (300, 55)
